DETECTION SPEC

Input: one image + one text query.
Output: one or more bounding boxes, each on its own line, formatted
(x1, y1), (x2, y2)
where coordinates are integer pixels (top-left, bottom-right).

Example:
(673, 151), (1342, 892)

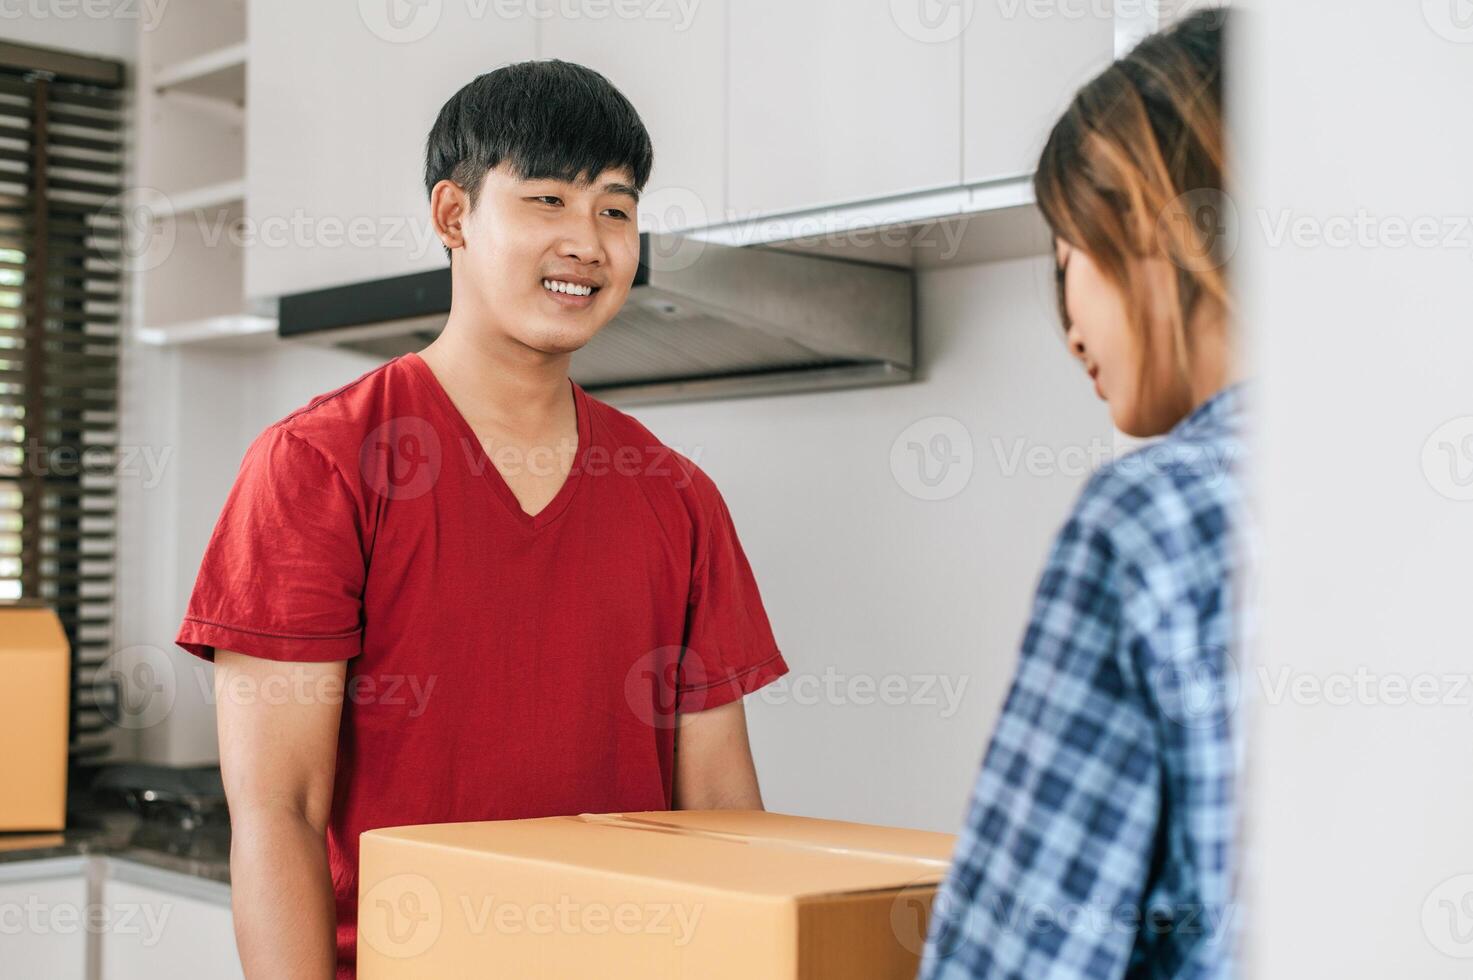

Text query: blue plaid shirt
(920, 383), (1251, 980)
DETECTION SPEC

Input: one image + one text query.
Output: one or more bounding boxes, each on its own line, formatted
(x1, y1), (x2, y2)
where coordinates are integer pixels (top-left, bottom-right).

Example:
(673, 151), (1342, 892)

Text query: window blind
(0, 42), (125, 763)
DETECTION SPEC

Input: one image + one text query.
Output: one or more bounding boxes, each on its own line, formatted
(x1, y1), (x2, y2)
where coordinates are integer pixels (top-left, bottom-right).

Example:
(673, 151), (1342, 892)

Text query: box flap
(366, 810), (954, 900)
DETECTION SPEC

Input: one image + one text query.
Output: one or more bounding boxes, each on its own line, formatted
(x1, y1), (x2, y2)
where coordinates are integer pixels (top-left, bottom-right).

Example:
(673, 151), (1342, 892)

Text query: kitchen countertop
(0, 779), (231, 884)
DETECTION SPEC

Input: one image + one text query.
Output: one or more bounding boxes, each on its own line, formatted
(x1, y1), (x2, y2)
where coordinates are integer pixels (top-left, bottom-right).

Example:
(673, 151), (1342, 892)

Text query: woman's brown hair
(1034, 8), (1231, 388)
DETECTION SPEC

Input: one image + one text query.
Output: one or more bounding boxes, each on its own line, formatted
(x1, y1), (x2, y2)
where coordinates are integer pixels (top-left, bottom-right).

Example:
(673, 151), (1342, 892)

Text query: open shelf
(136, 312), (277, 348)
(144, 0), (245, 76)
(154, 42), (246, 106)
(152, 178), (246, 220)
(133, 0), (256, 351)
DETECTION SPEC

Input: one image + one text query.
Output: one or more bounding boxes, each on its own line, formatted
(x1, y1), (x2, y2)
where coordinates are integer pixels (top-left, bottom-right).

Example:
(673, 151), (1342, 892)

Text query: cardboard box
(0, 607), (71, 831)
(358, 809), (956, 979)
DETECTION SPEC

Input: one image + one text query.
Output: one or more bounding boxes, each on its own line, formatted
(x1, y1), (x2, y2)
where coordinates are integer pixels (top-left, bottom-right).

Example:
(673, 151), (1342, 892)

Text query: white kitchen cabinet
(131, 0), (270, 346)
(241, 0), (1118, 298)
(98, 860), (242, 980)
(728, 0), (963, 218)
(0, 857), (90, 979)
(245, 1), (537, 300)
(961, 3), (1115, 183)
(541, 0), (727, 233)
(0, 855), (242, 980)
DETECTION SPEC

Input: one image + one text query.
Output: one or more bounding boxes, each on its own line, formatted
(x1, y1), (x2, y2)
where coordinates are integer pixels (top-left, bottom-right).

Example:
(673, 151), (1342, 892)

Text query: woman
(920, 10), (1248, 978)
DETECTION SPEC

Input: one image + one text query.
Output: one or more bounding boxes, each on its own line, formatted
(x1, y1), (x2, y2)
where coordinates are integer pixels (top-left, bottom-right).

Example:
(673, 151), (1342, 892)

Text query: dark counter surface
(0, 766), (231, 884)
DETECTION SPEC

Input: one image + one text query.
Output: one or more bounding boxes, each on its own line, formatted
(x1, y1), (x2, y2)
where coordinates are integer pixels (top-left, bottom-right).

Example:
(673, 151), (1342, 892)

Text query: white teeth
(542, 279), (593, 297)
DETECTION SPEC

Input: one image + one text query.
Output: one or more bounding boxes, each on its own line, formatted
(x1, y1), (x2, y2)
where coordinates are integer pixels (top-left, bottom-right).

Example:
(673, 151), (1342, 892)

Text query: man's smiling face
(453, 165), (642, 355)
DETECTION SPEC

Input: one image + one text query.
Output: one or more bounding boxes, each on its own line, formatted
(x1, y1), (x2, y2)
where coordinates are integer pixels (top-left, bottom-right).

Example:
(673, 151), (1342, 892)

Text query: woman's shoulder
(1070, 424), (1247, 577)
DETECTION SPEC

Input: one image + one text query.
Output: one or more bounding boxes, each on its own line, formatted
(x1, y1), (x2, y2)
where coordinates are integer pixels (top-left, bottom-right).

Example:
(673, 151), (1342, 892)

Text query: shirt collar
(1173, 380), (1251, 440)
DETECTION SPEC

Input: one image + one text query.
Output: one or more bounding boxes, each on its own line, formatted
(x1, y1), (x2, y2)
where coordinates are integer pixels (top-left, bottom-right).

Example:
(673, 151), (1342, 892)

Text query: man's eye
(602, 208), (629, 220)
(532, 195), (562, 206)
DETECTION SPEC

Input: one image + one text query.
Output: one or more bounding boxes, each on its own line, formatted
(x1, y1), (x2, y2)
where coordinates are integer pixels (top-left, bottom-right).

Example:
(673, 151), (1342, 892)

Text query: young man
(176, 61), (789, 980)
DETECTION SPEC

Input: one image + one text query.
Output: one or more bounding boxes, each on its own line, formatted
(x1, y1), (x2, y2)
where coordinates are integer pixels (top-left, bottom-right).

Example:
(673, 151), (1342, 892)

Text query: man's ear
(431, 179), (468, 253)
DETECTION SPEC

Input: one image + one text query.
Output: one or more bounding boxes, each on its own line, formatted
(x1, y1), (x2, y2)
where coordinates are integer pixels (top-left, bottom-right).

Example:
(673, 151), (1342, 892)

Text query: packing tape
(572, 812), (952, 872)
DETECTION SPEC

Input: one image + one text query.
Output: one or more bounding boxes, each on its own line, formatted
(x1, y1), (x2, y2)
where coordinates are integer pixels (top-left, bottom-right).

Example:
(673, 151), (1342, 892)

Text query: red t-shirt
(175, 350), (789, 978)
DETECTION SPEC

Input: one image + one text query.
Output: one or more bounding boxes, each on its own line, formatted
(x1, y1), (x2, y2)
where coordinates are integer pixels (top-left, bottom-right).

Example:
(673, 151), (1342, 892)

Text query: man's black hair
(424, 60), (654, 260)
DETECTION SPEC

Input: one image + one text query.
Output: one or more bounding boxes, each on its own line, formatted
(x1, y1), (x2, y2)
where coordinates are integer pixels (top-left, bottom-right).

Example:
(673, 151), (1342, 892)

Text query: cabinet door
(246, 1), (537, 300)
(541, 0), (726, 233)
(962, 3), (1114, 182)
(729, 0), (963, 218)
(100, 876), (243, 980)
(0, 868), (88, 978)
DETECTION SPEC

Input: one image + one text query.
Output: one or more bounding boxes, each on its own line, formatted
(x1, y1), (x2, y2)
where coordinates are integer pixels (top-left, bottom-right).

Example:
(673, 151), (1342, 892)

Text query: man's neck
(417, 320), (574, 440)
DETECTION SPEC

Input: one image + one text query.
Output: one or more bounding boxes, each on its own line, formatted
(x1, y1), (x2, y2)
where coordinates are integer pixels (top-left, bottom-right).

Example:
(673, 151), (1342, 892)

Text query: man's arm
(671, 698), (764, 810)
(215, 650), (345, 980)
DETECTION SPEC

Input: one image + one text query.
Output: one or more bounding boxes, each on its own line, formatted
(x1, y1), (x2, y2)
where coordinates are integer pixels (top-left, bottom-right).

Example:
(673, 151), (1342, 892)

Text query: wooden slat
(11, 595), (113, 608)
(0, 283), (121, 302)
(0, 366), (118, 386)
(28, 571), (113, 585)
(49, 107), (119, 133)
(34, 503), (115, 518)
(0, 43), (122, 87)
(47, 175), (121, 196)
(46, 130), (119, 154)
(0, 346), (120, 365)
(0, 393), (114, 411)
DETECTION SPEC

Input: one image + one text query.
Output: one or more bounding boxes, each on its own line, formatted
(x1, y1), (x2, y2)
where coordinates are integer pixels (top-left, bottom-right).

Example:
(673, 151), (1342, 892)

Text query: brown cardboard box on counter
(358, 808), (956, 979)
(0, 606), (71, 831)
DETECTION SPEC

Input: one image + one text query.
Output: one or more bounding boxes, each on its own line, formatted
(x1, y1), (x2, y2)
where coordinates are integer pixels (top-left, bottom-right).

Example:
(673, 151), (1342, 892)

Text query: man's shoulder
(257, 355), (416, 464)
(582, 387), (711, 480)
(579, 388), (723, 514)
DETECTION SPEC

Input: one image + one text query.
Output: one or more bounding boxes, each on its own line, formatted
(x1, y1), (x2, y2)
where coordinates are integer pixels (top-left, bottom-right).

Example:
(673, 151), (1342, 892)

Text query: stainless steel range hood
(277, 233), (914, 406)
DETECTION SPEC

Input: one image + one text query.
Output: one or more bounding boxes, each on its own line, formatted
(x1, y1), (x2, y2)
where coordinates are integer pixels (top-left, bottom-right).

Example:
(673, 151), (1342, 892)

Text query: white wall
(638, 255), (1110, 829)
(116, 341), (380, 762)
(121, 255), (1112, 831)
(0, 7), (137, 62)
(1240, 1), (1473, 975)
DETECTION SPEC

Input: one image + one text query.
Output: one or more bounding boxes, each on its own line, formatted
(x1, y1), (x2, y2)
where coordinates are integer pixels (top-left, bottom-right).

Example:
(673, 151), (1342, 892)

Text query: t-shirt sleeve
(676, 473), (789, 713)
(175, 424), (366, 664)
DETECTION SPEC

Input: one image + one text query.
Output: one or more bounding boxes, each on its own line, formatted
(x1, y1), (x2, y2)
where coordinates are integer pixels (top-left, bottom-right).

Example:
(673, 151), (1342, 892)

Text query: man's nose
(556, 214), (604, 265)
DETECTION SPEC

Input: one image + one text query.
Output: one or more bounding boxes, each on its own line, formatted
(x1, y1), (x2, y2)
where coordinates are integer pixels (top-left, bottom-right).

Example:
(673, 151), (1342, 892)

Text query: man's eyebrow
(601, 181), (641, 202)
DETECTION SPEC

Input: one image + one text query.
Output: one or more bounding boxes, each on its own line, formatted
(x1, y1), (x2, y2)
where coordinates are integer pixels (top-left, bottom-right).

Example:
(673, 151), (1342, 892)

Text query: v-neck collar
(403, 350), (592, 531)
